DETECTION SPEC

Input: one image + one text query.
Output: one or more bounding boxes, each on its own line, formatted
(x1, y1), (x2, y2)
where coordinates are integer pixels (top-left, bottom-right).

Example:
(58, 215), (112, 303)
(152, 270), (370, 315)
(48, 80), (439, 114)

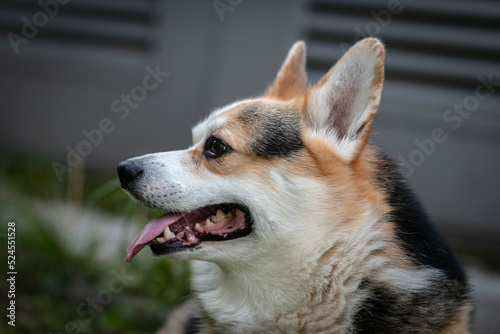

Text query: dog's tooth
(194, 223), (200, 231)
(185, 226), (190, 231)
(205, 219), (213, 227)
(213, 209), (226, 222)
(226, 211), (234, 218)
(163, 226), (174, 239)
(156, 236), (165, 244)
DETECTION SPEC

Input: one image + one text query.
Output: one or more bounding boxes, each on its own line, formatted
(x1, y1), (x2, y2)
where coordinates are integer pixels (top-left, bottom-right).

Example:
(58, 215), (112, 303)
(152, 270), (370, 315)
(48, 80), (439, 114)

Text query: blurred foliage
(0, 154), (191, 333)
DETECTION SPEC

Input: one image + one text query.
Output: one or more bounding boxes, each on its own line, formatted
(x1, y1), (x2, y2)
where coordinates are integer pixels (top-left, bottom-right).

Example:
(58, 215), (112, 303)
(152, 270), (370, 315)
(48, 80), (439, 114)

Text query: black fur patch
(183, 315), (200, 334)
(353, 279), (468, 333)
(239, 104), (302, 158)
(374, 150), (467, 284)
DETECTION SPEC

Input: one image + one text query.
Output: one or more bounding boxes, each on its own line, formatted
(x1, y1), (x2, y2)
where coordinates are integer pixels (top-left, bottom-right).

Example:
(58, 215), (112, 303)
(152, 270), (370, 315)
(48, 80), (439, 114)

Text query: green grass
(0, 154), (191, 333)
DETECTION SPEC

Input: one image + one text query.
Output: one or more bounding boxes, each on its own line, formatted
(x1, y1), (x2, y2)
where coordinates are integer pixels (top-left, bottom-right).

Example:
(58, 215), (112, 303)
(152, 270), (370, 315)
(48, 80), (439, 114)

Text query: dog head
(118, 38), (385, 265)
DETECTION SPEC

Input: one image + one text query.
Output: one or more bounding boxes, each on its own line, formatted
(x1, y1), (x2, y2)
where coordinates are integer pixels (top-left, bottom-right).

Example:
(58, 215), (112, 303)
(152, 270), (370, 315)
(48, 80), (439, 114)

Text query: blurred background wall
(0, 0), (499, 332)
(1, 0), (499, 241)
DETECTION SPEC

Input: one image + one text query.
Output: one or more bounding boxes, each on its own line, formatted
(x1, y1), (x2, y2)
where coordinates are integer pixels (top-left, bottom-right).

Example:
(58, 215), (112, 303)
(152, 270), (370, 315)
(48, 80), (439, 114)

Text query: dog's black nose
(117, 160), (143, 189)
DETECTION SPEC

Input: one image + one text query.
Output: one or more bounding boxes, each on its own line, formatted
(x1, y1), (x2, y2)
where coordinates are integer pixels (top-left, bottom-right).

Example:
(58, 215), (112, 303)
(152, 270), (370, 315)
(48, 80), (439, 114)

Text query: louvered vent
(302, 0), (500, 124)
(0, 0), (160, 54)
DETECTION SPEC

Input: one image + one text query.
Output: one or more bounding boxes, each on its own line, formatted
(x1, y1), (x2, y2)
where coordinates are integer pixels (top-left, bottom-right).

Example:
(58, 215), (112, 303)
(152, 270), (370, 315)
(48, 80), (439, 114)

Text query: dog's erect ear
(264, 41), (307, 100)
(306, 38), (385, 162)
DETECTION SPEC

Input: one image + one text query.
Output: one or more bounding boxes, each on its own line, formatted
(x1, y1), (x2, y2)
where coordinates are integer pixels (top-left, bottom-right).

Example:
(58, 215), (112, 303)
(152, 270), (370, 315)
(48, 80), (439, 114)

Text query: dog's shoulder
(372, 149), (467, 284)
(348, 149), (472, 333)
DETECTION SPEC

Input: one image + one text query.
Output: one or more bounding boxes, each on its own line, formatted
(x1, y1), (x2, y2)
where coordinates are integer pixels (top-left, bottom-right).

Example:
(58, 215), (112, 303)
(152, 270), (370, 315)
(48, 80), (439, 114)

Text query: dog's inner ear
(264, 41), (307, 101)
(306, 38), (385, 161)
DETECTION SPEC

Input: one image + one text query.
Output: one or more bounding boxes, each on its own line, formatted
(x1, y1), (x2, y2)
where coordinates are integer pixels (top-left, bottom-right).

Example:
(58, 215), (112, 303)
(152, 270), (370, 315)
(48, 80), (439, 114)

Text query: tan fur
(440, 305), (471, 334)
(191, 100), (302, 178)
(264, 41), (307, 100)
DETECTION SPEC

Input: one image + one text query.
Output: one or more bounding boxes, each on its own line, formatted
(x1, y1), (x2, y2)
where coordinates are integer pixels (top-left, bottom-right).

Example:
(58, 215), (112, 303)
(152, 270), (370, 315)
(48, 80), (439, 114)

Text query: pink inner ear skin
(326, 75), (361, 140)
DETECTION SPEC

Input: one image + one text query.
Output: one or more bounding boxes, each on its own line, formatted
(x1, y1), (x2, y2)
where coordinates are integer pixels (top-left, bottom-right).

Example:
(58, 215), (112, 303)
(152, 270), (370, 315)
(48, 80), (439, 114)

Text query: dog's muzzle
(116, 157), (254, 262)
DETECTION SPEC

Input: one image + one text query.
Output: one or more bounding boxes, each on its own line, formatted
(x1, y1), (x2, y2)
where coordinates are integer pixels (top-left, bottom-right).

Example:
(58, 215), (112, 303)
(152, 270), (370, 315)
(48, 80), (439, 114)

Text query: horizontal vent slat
(310, 0), (500, 30)
(1, 0), (158, 13)
(0, 0), (160, 53)
(304, 13), (500, 59)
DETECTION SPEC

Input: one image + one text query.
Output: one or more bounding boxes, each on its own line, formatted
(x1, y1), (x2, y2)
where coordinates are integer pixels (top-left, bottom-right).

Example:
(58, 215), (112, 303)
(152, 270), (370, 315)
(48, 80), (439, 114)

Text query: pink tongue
(125, 213), (183, 263)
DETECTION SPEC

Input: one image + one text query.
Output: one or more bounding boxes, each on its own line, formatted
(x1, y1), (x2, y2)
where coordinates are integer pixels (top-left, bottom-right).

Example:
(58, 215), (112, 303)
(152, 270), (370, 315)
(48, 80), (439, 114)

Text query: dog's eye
(205, 136), (231, 159)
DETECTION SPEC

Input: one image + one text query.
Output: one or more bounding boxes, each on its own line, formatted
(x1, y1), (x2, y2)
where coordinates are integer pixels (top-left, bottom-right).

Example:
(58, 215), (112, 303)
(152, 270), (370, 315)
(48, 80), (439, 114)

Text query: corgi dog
(117, 38), (471, 333)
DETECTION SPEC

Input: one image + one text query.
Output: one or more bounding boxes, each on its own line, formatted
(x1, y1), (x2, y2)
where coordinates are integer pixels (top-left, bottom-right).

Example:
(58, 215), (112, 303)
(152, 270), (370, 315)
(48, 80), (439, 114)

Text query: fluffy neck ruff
(189, 210), (390, 333)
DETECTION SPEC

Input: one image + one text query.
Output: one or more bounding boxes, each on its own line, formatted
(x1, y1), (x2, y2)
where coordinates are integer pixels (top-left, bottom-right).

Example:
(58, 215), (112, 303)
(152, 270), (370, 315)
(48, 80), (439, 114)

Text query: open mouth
(125, 204), (253, 262)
